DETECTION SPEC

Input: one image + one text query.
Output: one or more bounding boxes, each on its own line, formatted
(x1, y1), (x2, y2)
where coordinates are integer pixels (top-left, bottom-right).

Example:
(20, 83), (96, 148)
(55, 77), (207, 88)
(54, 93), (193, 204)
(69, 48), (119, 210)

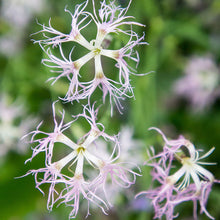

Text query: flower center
(77, 146), (85, 154)
(96, 72), (104, 79)
(181, 157), (193, 166)
(93, 47), (102, 55)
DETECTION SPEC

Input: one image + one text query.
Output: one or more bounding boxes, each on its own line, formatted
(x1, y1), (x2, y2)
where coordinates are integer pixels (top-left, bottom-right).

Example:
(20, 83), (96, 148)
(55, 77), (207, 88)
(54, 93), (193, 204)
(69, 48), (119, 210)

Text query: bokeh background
(0, 0), (220, 219)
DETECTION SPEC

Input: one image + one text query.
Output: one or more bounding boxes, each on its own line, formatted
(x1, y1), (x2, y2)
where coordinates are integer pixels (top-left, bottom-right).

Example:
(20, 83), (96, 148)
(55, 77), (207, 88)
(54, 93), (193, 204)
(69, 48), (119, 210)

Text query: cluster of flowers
(22, 0), (219, 219)
(137, 128), (219, 220)
(23, 0), (144, 218)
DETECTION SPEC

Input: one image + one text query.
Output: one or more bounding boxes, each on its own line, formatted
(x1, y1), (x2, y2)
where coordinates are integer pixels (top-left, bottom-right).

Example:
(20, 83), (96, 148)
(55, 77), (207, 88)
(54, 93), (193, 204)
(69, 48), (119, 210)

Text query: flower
(23, 102), (140, 218)
(0, 94), (36, 159)
(1, 0), (44, 28)
(34, 0), (146, 114)
(116, 126), (144, 165)
(173, 55), (220, 112)
(167, 146), (215, 192)
(137, 127), (219, 220)
(0, 0), (45, 56)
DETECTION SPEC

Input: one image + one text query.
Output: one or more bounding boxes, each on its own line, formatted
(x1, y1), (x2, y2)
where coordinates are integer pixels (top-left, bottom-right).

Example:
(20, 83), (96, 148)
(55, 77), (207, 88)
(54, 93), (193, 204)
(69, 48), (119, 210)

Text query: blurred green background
(0, 0), (220, 219)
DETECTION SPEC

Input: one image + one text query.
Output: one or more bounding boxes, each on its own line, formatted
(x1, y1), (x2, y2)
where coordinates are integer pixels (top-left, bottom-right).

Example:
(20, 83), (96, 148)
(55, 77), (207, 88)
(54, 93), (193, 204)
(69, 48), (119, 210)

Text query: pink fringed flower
(137, 128), (219, 220)
(23, 102), (140, 218)
(34, 0), (147, 114)
(173, 55), (220, 112)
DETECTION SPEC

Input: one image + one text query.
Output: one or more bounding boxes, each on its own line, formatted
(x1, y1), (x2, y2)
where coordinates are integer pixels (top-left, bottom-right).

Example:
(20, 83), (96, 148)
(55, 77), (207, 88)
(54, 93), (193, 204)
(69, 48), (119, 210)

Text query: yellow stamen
(93, 47), (102, 55)
(77, 146), (85, 154)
